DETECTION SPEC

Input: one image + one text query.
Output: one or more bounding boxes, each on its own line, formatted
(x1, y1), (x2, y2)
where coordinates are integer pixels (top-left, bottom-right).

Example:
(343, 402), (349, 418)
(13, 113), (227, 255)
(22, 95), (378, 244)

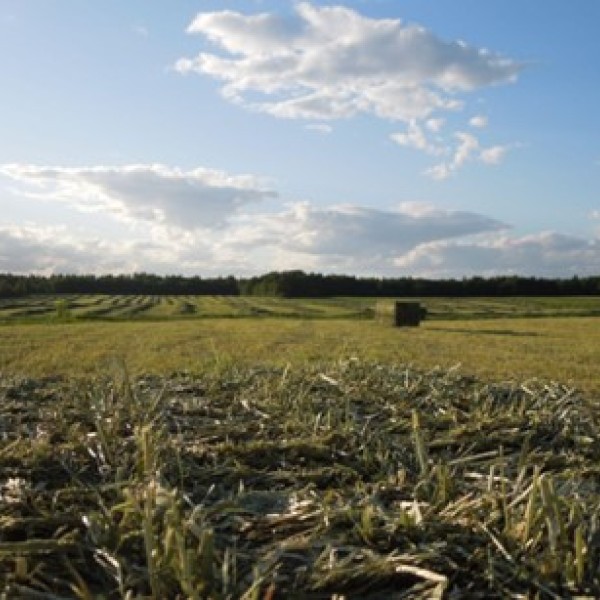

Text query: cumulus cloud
(425, 131), (478, 179)
(0, 164), (276, 230)
(390, 113), (513, 178)
(469, 114), (488, 129)
(424, 163), (452, 181)
(453, 132), (480, 168)
(425, 117), (445, 133)
(480, 145), (508, 165)
(390, 120), (445, 155)
(426, 132), (511, 179)
(176, 3), (521, 123)
(394, 232), (600, 277)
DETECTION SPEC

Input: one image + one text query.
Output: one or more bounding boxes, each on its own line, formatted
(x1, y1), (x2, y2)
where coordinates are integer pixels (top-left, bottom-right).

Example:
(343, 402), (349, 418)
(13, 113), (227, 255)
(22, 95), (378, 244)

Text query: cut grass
(1, 295), (599, 596)
(1, 294), (599, 323)
(0, 362), (599, 597)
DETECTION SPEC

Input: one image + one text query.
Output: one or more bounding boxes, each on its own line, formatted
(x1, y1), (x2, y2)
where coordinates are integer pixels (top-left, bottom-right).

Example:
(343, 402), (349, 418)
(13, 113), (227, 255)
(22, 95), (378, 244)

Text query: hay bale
(376, 300), (427, 327)
(395, 301), (426, 327)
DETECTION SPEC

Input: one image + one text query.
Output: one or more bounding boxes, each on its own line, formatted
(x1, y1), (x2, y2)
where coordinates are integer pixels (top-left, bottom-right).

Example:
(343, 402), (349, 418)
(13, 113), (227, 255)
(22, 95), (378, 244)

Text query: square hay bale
(395, 301), (426, 326)
(376, 300), (426, 327)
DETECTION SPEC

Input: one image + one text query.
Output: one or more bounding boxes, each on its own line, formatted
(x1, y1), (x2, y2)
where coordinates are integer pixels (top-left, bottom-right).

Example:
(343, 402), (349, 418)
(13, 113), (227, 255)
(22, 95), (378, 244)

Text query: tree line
(0, 273), (238, 298)
(1, 270), (599, 298)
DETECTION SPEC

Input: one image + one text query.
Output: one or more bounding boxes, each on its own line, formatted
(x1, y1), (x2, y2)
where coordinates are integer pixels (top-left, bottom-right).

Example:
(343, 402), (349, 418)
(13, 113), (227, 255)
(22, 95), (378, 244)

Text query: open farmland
(0, 296), (598, 391)
(0, 295), (599, 597)
(1, 294), (600, 324)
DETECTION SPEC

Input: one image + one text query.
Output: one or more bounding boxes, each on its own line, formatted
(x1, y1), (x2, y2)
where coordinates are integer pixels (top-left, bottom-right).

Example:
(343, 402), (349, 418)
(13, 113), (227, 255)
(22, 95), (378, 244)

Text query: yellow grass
(0, 316), (598, 393)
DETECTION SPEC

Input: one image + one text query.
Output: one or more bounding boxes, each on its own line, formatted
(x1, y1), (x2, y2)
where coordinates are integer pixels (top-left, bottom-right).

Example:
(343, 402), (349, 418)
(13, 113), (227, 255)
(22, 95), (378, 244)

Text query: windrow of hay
(0, 361), (599, 598)
(2, 295), (600, 324)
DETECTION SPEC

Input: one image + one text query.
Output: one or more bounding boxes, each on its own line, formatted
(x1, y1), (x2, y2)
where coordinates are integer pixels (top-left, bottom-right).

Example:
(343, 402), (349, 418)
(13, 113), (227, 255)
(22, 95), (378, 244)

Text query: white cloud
(1, 163), (506, 275)
(426, 133), (511, 179)
(390, 113), (512, 178)
(424, 163), (452, 181)
(1, 194), (599, 278)
(425, 117), (445, 133)
(2, 157), (593, 278)
(394, 232), (600, 277)
(480, 144), (508, 165)
(0, 197), (509, 276)
(390, 120), (445, 155)
(454, 132), (480, 167)
(177, 3), (521, 123)
(469, 114), (488, 129)
(426, 131), (479, 179)
(0, 164), (276, 231)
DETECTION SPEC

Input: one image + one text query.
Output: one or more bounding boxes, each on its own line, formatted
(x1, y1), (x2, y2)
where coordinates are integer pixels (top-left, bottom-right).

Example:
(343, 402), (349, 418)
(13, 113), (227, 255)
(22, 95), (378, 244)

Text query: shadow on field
(428, 326), (543, 337)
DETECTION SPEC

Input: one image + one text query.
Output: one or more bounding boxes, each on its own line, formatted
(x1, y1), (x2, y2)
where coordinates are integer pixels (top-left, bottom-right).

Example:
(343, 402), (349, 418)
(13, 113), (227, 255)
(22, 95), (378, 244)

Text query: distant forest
(1, 271), (599, 298)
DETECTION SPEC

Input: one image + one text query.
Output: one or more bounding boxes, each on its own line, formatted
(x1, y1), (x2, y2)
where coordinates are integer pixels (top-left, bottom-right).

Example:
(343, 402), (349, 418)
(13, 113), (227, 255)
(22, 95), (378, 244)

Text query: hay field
(0, 314), (598, 393)
(1, 296), (599, 597)
(1, 294), (600, 324)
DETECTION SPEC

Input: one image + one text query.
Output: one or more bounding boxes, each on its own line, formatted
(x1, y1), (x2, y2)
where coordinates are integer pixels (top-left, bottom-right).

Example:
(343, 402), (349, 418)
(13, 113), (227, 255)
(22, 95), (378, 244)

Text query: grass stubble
(0, 360), (599, 598)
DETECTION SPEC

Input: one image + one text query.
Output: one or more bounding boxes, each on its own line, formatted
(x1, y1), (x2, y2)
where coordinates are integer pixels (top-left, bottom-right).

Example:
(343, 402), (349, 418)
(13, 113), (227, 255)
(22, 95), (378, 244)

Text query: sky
(1, 0), (599, 278)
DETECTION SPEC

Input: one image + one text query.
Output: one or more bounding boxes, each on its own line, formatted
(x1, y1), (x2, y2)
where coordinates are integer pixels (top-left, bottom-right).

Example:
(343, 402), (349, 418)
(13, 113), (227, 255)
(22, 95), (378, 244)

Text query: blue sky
(1, 1), (599, 277)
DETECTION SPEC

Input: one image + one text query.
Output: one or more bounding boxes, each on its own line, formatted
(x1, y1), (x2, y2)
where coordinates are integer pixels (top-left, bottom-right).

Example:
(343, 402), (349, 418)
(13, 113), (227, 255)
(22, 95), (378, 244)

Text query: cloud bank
(395, 233), (600, 278)
(0, 225), (132, 275)
(1, 162), (597, 278)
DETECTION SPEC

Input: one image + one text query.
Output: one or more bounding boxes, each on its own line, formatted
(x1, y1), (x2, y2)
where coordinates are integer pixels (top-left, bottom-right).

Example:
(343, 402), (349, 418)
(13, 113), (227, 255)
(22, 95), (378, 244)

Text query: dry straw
(0, 360), (599, 598)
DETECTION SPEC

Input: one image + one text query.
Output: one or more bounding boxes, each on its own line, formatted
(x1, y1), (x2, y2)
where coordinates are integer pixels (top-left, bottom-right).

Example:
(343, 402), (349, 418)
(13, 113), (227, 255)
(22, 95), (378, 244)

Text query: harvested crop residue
(0, 362), (599, 598)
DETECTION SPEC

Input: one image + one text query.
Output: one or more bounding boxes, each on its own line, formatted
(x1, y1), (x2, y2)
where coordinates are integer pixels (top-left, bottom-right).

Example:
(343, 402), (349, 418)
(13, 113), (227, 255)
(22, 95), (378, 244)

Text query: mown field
(1, 295), (599, 597)
(0, 296), (598, 392)
(1, 294), (600, 323)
